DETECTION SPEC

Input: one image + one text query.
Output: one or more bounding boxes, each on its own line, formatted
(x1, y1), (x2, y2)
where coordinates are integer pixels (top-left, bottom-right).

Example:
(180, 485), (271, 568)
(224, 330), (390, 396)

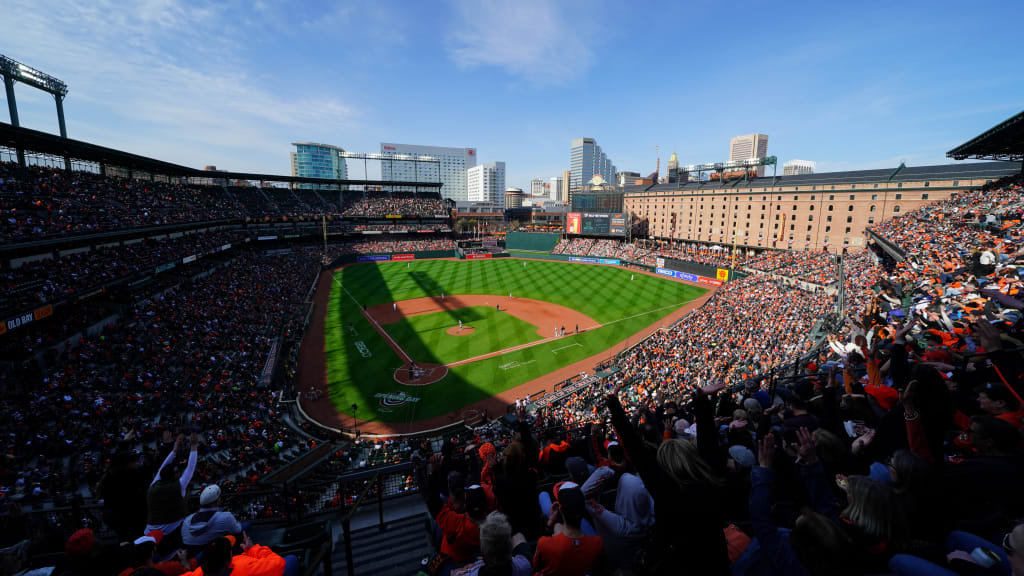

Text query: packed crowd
(744, 250), (839, 285)
(0, 164), (240, 243)
(341, 193), (448, 218)
(1, 231), (246, 317)
(0, 164), (453, 247)
(0, 249), (324, 516)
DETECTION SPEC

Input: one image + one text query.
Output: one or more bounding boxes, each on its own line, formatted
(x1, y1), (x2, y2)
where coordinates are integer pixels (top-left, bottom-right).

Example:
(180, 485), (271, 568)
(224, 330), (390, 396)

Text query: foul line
(333, 274), (413, 365)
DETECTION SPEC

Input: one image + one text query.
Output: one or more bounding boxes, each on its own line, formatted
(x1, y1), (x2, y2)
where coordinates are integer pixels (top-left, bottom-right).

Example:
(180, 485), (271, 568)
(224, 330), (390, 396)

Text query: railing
(340, 471), (381, 576)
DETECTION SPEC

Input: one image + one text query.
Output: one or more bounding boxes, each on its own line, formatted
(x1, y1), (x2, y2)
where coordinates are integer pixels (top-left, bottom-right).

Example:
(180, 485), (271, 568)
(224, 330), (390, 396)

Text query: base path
(296, 259), (718, 436)
(367, 295), (599, 338)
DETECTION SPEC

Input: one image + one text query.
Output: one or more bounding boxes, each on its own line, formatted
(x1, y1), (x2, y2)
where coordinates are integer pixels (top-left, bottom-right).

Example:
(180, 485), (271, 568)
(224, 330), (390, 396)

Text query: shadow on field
(333, 262), (492, 434)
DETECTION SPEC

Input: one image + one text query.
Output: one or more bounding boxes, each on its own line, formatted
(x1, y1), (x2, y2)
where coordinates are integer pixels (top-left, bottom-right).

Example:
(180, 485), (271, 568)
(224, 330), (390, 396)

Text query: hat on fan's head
(200, 484), (221, 506)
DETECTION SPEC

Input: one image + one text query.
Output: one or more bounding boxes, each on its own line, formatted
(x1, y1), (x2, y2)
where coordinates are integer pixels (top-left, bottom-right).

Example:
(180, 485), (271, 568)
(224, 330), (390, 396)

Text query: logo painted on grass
(354, 341), (372, 358)
(499, 359), (536, 371)
(375, 391), (422, 407)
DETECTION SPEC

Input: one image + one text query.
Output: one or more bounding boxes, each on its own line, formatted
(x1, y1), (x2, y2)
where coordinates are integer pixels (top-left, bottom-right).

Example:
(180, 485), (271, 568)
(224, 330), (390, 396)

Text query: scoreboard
(566, 212), (626, 236)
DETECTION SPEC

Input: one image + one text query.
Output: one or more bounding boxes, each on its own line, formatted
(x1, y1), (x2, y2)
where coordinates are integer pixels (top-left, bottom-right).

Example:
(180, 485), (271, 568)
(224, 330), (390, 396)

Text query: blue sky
(2, 0), (1022, 190)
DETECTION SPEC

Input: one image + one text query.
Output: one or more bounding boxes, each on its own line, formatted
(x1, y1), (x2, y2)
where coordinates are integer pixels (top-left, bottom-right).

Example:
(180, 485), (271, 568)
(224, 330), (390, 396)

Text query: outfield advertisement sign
(392, 254), (415, 261)
(357, 255), (391, 262)
(257, 235), (277, 241)
(568, 257), (620, 265)
(656, 267), (723, 287)
(466, 253), (492, 260)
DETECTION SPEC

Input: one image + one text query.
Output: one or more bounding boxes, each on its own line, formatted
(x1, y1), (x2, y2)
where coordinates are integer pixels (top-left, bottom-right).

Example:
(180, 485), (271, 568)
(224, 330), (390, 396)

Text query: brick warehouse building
(624, 161), (1021, 252)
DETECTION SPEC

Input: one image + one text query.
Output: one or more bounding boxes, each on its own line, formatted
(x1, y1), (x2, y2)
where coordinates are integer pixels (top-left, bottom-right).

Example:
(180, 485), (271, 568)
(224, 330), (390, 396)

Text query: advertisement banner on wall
(716, 268), (729, 281)
(392, 254), (415, 261)
(656, 257), (665, 268)
(466, 253), (492, 260)
(656, 267), (723, 286)
(566, 213), (582, 234)
(357, 255), (392, 262)
(568, 257), (621, 265)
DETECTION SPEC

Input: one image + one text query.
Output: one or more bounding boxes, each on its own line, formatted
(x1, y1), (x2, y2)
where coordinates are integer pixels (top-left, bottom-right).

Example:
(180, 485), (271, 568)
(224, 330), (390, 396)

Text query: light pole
(351, 403), (358, 432)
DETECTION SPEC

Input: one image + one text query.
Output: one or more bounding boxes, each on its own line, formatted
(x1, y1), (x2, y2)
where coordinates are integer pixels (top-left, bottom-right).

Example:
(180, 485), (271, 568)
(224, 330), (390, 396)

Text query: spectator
(451, 512), (531, 576)
(533, 484), (603, 576)
(181, 486), (243, 555)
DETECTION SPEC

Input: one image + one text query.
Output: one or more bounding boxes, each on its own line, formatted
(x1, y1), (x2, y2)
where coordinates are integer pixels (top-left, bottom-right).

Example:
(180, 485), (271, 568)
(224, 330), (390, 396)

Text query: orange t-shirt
(533, 532), (604, 576)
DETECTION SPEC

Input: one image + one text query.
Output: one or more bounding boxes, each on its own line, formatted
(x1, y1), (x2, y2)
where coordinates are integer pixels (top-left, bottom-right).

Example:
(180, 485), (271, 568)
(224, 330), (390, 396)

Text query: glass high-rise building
(380, 143), (476, 201)
(291, 142), (348, 189)
(570, 138), (617, 190)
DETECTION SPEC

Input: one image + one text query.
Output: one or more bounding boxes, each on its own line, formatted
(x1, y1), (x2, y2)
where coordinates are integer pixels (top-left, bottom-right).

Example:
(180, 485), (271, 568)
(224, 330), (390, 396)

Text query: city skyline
(2, 1), (1022, 192)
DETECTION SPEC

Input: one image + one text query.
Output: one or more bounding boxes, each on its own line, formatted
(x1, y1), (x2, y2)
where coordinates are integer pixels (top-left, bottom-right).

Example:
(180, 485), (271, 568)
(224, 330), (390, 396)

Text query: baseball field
(318, 258), (706, 427)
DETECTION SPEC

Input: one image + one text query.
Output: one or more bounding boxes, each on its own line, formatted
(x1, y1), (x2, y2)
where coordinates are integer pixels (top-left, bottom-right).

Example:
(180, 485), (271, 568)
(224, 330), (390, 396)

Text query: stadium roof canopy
(0, 122), (442, 188)
(623, 160), (1021, 194)
(947, 109), (1024, 161)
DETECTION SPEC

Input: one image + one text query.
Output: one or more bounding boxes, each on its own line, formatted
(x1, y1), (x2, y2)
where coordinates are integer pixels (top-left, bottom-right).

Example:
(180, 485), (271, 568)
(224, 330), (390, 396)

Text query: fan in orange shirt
(533, 484), (604, 576)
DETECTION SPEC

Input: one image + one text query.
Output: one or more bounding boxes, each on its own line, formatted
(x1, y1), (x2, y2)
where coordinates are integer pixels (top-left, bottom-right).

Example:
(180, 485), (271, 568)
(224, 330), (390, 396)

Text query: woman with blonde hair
(840, 475), (907, 572)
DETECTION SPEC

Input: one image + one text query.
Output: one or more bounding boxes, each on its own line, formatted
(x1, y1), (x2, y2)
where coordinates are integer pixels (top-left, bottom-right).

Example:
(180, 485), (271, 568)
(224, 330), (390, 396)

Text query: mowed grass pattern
(384, 306), (543, 364)
(325, 259), (705, 423)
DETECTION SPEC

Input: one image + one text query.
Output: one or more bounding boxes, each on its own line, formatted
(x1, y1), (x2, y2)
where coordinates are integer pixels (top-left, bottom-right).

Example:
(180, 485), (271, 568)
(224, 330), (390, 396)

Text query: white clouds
(2, 0), (357, 172)
(446, 0), (595, 85)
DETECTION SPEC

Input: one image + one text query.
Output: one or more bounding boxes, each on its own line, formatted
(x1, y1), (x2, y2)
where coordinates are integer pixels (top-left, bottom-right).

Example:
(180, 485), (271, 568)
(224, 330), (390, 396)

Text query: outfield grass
(383, 306), (543, 364)
(324, 259), (705, 423)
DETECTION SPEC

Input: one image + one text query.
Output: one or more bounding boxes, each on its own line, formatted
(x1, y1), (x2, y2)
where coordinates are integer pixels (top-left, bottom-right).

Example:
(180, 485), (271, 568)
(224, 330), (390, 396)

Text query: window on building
(829, 194), (834, 200)
(871, 194), (878, 200)
(827, 215), (833, 222)
(868, 217), (875, 224)
(893, 205), (901, 213)
(924, 182), (930, 187)
(790, 224), (795, 231)
(792, 205), (798, 211)
(922, 193), (929, 200)
(849, 195), (855, 200)
(848, 205), (854, 212)
(895, 194), (902, 200)
(807, 225), (813, 231)
(828, 205), (834, 212)
(898, 183), (903, 188)
(826, 226), (831, 233)
(847, 216), (853, 223)
(808, 214), (814, 221)
(809, 205), (815, 211)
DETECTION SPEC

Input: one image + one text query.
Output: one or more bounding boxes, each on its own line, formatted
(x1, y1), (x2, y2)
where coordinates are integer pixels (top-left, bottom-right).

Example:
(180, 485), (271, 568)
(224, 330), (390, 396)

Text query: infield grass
(384, 306), (543, 365)
(324, 258), (705, 423)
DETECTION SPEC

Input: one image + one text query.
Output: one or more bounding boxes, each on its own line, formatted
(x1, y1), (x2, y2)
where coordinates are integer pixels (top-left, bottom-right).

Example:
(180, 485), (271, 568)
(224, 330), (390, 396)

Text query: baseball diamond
(298, 258), (707, 433)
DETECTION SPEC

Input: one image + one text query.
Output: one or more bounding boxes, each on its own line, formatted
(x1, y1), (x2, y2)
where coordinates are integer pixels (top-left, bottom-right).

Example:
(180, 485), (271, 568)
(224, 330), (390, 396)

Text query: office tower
(783, 159), (817, 175)
(291, 142), (348, 189)
(570, 138), (617, 190)
(530, 178), (546, 197)
(550, 177), (563, 202)
(729, 133), (769, 176)
(380, 143), (476, 201)
(467, 161), (507, 206)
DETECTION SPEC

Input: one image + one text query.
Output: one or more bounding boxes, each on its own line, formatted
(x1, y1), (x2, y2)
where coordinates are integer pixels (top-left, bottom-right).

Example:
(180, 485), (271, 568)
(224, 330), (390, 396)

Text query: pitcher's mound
(446, 326), (476, 336)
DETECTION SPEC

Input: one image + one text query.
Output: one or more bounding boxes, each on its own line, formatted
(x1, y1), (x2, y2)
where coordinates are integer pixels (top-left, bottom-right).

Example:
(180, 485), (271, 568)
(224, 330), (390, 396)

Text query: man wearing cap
(181, 485), (242, 556)
(146, 433), (199, 554)
(118, 531), (195, 576)
(533, 484), (603, 576)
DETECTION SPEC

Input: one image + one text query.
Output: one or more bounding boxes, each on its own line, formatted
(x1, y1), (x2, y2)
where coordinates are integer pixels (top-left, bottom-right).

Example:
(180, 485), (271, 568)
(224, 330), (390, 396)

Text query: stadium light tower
(0, 54), (71, 168)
